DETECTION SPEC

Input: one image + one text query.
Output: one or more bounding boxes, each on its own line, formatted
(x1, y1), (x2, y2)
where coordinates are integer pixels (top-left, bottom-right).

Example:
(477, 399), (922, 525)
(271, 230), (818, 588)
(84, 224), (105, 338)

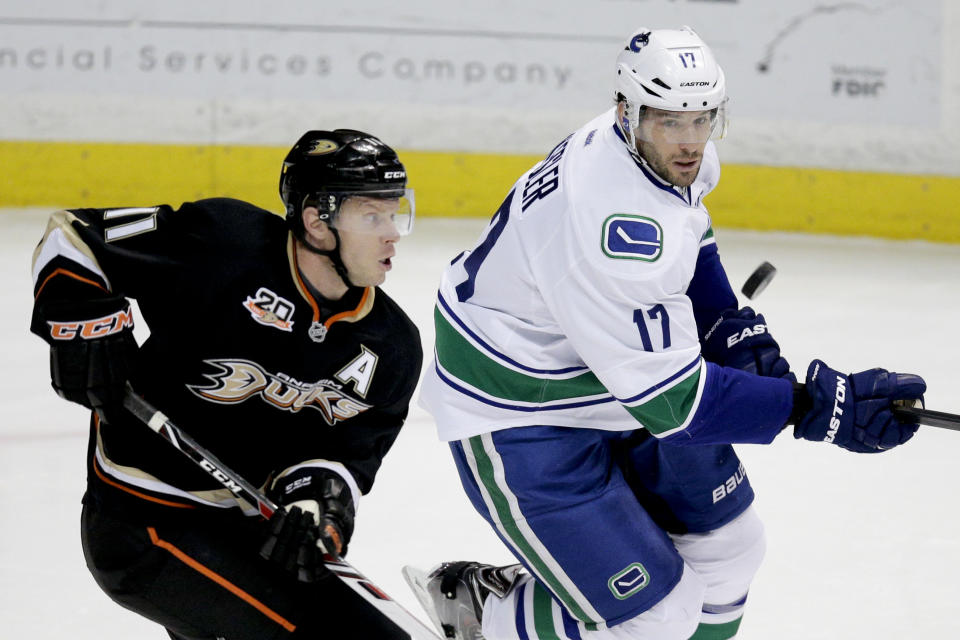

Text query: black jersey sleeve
(32, 199), (275, 303)
(31, 199), (280, 337)
(34, 205), (184, 304)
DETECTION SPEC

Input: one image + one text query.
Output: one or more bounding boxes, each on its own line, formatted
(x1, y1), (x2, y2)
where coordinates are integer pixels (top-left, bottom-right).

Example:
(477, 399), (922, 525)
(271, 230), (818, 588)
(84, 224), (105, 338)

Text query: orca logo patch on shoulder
(602, 214), (663, 261)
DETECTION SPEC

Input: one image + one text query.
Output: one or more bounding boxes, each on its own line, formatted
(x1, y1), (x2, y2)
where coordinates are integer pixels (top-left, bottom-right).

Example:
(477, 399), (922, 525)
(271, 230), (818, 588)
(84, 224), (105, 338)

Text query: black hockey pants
(81, 496), (410, 639)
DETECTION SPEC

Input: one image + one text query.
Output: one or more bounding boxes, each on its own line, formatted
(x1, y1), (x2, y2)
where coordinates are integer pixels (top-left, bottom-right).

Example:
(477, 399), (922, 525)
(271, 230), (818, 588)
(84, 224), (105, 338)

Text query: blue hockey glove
(792, 359), (926, 453)
(701, 307), (793, 379)
(260, 466), (356, 583)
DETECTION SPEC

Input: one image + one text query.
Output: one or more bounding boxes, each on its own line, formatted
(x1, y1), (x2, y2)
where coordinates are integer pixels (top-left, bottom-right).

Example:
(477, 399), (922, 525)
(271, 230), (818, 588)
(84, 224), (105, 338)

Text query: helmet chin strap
(298, 226), (358, 289)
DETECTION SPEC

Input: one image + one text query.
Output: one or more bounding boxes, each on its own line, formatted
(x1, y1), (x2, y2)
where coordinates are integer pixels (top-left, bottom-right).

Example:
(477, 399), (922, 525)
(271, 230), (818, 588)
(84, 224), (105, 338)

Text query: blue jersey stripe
(617, 356), (702, 404)
(435, 361), (615, 411)
(516, 582), (530, 640)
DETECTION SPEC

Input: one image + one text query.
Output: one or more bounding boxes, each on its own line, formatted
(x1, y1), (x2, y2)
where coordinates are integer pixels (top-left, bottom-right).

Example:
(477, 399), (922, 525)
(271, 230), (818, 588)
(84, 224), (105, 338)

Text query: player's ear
(301, 206), (333, 243)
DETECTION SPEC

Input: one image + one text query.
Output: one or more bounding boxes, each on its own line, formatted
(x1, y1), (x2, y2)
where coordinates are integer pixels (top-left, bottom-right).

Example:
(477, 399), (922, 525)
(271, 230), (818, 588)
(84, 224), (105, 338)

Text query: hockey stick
(121, 388), (442, 640)
(743, 265), (960, 432)
(891, 406), (960, 432)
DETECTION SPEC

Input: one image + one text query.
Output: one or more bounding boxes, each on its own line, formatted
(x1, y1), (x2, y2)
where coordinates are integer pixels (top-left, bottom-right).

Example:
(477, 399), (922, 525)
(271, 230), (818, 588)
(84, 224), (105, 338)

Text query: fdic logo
(831, 65), (886, 98)
(608, 563), (650, 599)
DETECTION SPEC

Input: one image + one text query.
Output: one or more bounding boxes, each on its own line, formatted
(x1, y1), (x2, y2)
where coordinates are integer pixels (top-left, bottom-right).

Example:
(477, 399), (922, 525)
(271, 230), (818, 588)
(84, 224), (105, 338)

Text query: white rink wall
(0, 0), (956, 175)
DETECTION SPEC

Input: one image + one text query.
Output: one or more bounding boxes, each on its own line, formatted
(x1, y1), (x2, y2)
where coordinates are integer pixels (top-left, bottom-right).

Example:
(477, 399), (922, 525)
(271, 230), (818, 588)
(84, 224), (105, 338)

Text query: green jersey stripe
(435, 306), (608, 402)
(533, 582), (564, 640)
(438, 305), (706, 434)
(466, 435), (601, 625)
(688, 617), (744, 640)
(623, 364), (703, 435)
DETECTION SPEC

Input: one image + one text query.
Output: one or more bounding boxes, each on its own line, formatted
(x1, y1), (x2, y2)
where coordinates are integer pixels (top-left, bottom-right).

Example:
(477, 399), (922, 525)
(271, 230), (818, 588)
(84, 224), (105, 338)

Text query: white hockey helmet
(615, 26), (728, 151)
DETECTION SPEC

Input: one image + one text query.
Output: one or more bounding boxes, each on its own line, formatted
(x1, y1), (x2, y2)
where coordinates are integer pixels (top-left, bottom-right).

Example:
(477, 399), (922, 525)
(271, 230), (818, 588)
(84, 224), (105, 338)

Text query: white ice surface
(4, 209), (960, 638)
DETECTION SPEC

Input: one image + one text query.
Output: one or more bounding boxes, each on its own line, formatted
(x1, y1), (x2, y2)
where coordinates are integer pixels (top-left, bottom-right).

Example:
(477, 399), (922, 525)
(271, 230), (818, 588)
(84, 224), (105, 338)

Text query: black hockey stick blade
(122, 388), (442, 640)
(892, 406), (960, 432)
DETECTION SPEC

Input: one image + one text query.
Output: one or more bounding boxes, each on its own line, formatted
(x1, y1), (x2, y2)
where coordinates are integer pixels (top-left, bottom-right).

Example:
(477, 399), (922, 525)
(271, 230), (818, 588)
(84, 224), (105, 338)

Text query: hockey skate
(402, 561), (523, 640)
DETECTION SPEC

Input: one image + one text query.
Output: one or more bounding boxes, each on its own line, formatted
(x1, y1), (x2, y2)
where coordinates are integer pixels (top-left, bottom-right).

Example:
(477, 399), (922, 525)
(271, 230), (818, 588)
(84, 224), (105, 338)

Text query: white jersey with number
(420, 107), (722, 442)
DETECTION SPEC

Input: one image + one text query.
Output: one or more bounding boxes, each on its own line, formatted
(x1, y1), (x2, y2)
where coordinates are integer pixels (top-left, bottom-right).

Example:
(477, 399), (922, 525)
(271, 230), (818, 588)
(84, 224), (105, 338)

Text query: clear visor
(634, 100), (728, 145)
(326, 189), (415, 237)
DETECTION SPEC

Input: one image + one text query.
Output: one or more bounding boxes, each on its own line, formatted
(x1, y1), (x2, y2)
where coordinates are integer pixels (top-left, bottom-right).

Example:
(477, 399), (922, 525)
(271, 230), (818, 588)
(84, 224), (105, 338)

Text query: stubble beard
(638, 142), (701, 188)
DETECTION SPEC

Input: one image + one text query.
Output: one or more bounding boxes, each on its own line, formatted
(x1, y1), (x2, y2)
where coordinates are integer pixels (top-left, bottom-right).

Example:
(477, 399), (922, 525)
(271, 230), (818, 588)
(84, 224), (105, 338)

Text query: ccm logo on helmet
(384, 171), (406, 179)
(48, 309), (134, 340)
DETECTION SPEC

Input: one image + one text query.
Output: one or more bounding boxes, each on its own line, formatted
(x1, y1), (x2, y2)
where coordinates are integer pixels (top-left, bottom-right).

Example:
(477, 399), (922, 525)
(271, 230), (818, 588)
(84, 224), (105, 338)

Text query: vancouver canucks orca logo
(608, 563), (650, 599)
(628, 31), (651, 52)
(602, 214), (663, 262)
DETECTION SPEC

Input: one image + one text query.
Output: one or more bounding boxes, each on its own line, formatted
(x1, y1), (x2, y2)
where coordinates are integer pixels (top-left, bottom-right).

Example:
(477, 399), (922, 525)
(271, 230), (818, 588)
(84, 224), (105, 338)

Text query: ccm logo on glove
(725, 323), (767, 348)
(48, 308), (134, 340)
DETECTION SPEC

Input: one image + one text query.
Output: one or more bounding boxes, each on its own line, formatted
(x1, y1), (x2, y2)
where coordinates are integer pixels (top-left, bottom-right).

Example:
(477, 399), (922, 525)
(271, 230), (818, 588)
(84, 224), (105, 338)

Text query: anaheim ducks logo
(305, 139), (338, 155)
(188, 359), (371, 425)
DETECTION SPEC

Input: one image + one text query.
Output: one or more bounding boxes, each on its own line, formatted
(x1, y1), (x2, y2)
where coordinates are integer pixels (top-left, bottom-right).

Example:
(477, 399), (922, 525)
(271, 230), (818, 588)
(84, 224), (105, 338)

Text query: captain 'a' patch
(335, 345), (379, 398)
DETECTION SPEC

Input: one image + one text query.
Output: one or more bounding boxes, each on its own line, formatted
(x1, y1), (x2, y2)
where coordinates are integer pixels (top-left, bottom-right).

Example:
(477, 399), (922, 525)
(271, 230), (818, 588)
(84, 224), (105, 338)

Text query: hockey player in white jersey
(407, 26), (926, 640)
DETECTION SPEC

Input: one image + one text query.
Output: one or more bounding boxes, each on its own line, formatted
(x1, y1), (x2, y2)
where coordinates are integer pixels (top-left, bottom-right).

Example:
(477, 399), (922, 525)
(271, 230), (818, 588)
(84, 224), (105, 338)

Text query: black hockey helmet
(279, 129), (412, 237)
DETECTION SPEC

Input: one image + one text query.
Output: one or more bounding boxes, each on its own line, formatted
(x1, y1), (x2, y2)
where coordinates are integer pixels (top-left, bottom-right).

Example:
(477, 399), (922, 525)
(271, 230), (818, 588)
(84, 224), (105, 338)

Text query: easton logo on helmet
(305, 140), (339, 155)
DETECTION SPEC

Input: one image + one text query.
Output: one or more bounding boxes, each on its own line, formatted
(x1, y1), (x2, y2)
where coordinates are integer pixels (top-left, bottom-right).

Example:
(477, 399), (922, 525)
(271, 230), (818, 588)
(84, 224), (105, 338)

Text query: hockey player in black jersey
(30, 129), (424, 639)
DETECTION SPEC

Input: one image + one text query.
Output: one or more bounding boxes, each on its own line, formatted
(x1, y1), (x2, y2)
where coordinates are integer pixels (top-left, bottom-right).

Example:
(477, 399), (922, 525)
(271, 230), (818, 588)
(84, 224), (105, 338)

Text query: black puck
(741, 261), (776, 300)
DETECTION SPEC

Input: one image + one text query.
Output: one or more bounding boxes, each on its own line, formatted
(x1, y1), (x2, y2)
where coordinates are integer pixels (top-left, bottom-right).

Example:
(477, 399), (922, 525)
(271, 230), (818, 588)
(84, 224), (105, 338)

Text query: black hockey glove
(701, 306), (793, 380)
(260, 466), (356, 583)
(792, 359), (926, 453)
(33, 295), (138, 421)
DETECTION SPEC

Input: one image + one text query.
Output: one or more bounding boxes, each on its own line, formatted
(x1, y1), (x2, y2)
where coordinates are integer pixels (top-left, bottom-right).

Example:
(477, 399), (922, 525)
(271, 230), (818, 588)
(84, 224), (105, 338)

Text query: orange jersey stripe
(35, 267), (108, 299)
(289, 241), (322, 322)
(324, 286), (371, 329)
(91, 456), (197, 510)
(146, 527), (297, 632)
(290, 238), (373, 327)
